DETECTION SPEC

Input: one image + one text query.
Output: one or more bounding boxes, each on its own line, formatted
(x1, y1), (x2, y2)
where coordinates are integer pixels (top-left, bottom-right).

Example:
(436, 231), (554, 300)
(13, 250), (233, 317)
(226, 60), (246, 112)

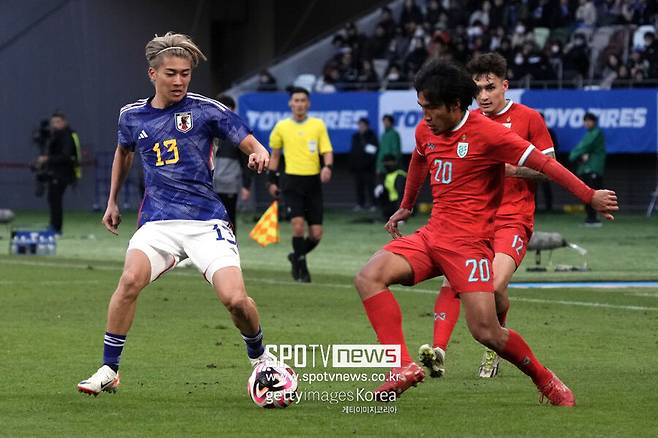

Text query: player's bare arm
(267, 147), (282, 197)
(102, 145), (134, 235)
(320, 151), (333, 183)
(386, 148), (428, 238)
(506, 151), (556, 181)
(238, 134), (270, 174)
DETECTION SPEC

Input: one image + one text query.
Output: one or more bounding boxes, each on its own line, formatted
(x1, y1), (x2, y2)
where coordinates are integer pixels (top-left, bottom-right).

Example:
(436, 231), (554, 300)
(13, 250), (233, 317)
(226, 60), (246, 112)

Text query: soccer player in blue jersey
(78, 32), (279, 395)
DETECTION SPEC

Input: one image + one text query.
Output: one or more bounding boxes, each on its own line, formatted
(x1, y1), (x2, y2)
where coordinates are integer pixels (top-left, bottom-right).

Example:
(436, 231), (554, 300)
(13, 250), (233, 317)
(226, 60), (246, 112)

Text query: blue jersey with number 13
(117, 92), (250, 227)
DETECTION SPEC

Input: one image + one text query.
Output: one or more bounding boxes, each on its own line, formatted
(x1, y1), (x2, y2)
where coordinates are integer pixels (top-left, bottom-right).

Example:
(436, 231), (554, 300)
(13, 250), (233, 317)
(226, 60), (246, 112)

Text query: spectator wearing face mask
(382, 63), (408, 90)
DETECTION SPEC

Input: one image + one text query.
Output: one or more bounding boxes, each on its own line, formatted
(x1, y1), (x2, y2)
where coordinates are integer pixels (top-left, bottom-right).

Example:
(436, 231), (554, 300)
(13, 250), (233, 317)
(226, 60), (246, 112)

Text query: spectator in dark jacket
(400, 0), (424, 28)
(35, 112), (79, 235)
(349, 117), (378, 211)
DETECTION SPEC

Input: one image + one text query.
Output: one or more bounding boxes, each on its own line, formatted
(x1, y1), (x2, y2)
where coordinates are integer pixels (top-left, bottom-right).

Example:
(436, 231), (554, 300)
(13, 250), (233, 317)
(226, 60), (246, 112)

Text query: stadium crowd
(257, 0), (658, 91)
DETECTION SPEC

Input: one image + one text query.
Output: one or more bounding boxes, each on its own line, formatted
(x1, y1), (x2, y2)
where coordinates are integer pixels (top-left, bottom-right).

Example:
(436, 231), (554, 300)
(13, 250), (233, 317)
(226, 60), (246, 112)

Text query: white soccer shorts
(127, 219), (240, 285)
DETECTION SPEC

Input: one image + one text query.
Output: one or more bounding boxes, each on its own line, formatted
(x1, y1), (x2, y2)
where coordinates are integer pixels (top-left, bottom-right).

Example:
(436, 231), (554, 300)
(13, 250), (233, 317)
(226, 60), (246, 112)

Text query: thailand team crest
(457, 142), (469, 158)
(175, 112), (193, 133)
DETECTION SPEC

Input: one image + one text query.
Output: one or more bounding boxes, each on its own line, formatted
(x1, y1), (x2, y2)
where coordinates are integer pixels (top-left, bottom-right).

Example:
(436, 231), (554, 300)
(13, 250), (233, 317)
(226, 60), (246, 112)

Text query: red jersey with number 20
(415, 111), (536, 240)
(481, 101), (554, 228)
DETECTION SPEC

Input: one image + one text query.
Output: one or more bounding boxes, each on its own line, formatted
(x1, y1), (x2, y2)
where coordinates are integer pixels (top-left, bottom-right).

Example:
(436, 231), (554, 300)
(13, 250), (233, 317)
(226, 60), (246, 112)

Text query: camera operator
(35, 112), (80, 235)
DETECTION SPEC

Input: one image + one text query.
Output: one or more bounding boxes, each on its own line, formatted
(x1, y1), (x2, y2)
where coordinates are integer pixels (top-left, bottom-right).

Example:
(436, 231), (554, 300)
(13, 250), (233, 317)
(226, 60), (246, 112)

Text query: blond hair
(145, 32), (207, 68)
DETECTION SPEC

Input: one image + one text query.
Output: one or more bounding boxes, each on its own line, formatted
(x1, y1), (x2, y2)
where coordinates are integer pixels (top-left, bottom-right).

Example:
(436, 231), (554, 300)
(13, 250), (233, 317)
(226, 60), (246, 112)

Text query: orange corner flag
(249, 201), (280, 247)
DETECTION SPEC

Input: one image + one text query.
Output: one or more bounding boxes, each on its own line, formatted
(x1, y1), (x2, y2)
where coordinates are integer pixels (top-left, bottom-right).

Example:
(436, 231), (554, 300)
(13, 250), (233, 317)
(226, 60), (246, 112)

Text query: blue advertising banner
(238, 90), (658, 155)
(521, 89), (658, 154)
(238, 92), (379, 153)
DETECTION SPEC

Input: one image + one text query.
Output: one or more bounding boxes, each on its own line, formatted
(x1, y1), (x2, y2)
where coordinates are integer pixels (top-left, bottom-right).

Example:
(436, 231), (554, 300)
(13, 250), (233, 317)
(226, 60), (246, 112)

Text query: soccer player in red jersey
(354, 59), (618, 405)
(420, 52), (558, 379)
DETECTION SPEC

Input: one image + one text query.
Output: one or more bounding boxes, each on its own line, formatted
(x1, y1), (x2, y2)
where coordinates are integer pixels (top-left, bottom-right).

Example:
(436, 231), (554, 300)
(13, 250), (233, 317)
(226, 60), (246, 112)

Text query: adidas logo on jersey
(138, 130), (149, 139)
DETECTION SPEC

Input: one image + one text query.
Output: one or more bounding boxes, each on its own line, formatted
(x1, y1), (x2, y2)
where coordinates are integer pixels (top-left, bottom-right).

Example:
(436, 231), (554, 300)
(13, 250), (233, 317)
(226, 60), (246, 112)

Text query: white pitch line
(508, 297), (658, 311)
(2, 259), (658, 312)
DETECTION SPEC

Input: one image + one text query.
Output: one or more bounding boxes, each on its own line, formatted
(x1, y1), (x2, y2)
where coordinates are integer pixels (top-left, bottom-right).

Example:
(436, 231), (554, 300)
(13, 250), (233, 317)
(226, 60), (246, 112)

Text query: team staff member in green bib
(376, 114), (402, 179)
(267, 87), (334, 283)
(569, 112), (606, 226)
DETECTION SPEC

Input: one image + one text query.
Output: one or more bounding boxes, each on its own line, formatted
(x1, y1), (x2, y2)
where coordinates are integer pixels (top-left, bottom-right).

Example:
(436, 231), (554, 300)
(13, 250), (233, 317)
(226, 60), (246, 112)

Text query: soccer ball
(247, 361), (298, 408)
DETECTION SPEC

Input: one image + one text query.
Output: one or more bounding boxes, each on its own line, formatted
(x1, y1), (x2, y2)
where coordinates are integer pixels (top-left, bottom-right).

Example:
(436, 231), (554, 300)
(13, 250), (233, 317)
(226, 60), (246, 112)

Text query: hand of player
(102, 203), (122, 235)
(248, 151), (270, 174)
(590, 189), (618, 221)
(240, 187), (251, 202)
(505, 163), (518, 176)
(268, 183), (280, 199)
(384, 208), (412, 239)
(320, 166), (332, 183)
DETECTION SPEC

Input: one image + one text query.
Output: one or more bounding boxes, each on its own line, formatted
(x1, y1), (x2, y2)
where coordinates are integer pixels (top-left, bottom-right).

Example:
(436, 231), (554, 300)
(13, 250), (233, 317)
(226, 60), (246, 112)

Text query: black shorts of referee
(282, 174), (323, 225)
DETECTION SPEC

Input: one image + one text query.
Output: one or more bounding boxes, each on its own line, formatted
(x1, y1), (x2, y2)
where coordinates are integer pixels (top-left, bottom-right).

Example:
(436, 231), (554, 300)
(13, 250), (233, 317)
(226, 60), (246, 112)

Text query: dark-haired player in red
(419, 52), (556, 379)
(354, 59), (618, 405)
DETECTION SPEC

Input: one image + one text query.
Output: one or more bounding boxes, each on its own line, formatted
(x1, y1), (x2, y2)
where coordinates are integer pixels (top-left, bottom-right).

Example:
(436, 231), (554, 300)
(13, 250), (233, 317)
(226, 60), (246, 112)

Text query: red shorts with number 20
(384, 226), (495, 294)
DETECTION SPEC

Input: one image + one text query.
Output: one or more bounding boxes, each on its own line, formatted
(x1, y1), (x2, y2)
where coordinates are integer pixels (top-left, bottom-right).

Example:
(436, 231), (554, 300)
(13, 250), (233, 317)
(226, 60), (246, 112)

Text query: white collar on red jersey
(491, 99), (514, 116)
(451, 110), (469, 131)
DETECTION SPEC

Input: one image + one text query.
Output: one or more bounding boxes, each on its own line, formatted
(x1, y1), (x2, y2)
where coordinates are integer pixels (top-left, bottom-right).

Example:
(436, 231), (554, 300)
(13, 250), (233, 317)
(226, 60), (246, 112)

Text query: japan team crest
(457, 142), (469, 158)
(175, 112), (193, 133)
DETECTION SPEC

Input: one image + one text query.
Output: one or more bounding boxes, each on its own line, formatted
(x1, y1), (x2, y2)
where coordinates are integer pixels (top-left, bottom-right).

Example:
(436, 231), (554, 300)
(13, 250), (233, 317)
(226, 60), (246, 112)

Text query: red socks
(362, 290), (413, 365)
(432, 286), (461, 351)
(498, 328), (552, 386)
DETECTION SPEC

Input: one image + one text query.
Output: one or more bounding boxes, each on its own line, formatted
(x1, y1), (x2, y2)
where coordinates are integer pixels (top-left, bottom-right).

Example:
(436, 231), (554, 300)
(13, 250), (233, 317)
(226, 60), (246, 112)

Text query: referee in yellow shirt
(267, 87), (333, 283)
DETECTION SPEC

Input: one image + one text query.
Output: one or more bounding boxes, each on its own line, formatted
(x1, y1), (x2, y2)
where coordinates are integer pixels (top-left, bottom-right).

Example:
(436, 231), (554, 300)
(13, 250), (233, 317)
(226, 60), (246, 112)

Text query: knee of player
(354, 267), (378, 293)
(118, 270), (148, 296)
(224, 294), (250, 314)
(309, 230), (323, 241)
(493, 283), (509, 298)
(469, 323), (499, 347)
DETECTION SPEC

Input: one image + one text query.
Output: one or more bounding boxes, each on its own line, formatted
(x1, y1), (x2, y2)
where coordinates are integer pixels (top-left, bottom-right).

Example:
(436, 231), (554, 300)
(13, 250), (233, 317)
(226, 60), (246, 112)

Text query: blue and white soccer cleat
(418, 344), (446, 378)
(77, 365), (120, 396)
(478, 348), (500, 378)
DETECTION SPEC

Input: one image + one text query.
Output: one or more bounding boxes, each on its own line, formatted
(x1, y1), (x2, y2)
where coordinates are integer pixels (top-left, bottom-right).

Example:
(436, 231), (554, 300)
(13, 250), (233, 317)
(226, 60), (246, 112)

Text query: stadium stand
(231, 0), (658, 92)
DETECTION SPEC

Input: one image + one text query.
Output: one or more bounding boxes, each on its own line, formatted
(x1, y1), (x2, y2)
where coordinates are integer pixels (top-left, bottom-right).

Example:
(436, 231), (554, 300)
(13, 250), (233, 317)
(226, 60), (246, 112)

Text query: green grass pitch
(1, 211), (657, 437)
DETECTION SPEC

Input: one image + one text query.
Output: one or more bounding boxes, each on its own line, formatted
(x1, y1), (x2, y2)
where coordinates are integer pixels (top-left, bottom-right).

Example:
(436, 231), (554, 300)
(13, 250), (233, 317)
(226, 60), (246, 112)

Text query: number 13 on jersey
(153, 139), (179, 166)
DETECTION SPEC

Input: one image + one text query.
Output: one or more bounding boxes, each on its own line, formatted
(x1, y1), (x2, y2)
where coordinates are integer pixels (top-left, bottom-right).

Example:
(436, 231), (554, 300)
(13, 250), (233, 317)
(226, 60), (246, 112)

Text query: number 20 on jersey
(433, 159), (453, 184)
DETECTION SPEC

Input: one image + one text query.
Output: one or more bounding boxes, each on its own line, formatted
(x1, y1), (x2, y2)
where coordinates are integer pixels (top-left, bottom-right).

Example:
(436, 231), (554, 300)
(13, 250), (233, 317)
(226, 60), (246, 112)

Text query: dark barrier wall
(0, 0), (385, 211)
(0, 0), (214, 210)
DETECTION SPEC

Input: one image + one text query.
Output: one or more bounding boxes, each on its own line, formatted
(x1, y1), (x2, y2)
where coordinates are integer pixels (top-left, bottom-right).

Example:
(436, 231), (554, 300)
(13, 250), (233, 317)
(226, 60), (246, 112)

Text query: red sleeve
(484, 120), (534, 164)
(524, 149), (594, 203)
(400, 148), (429, 210)
(414, 122), (427, 156)
(527, 110), (554, 154)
